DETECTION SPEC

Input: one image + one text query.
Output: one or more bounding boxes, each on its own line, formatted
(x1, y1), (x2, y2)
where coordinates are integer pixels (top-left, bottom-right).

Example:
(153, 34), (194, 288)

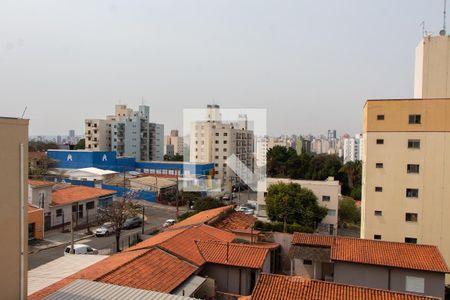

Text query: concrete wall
(334, 262), (445, 299)
(201, 264), (253, 295)
(28, 207), (44, 240)
(0, 117), (28, 299)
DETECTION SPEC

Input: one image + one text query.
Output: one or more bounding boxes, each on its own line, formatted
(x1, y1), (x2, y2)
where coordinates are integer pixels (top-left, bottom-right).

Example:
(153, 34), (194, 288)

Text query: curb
(29, 234), (95, 255)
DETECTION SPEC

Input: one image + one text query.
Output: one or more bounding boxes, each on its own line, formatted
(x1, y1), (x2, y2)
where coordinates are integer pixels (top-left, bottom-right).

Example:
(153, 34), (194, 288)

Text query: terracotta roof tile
(171, 205), (234, 229)
(291, 233), (450, 273)
(250, 273), (438, 300)
(51, 185), (115, 206)
(213, 211), (256, 232)
(196, 240), (270, 269)
(125, 227), (188, 252)
(98, 248), (197, 293)
(29, 179), (54, 188)
(159, 225), (236, 266)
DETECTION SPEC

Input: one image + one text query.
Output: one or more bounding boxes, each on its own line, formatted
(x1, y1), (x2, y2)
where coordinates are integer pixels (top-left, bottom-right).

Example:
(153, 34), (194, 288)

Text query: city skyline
(2, 0), (445, 136)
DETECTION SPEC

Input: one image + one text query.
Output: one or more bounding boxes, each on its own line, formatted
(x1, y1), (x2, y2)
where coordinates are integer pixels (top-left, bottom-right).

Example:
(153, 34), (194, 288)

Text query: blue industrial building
(47, 150), (215, 178)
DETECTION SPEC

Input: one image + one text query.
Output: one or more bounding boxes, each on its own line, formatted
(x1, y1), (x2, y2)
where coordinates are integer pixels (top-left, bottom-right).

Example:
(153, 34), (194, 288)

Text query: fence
(98, 232), (142, 254)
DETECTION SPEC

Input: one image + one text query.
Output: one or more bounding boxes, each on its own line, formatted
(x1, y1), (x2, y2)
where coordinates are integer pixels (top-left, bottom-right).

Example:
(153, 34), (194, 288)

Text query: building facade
(343, 134), (363, 163)
(165, 129), (184, 157)
(189, 105), (254, 188)
(0, 117), (28, 299)
(414, 35), (450, 99)
(361, 98), (450, 282)
(85, 104), (164, 161)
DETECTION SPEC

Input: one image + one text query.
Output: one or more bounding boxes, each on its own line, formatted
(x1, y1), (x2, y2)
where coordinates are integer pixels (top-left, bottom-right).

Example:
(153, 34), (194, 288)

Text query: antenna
(20, 106), (27, 119)
(441, 0), (447, 36)
(420, 21), (426, 37)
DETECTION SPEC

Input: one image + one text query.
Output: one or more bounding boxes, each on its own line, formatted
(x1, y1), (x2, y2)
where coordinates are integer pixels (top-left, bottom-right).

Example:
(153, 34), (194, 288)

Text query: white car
(95, 222), (114, 237)
(64, 244), (98, 255)
(235, 206), (254, 215)
(163, 219), (176, 228)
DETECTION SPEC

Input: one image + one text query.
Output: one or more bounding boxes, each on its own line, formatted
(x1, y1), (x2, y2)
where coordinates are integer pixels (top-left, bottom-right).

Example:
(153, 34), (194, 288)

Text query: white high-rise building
(256, 136), (268, 167)
(343, 134), (363, 163)
(190, 105), (254, 187)
(85, 104), (164, 161)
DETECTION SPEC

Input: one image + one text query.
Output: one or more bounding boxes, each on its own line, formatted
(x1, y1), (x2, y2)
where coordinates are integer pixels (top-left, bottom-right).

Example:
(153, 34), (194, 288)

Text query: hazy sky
(1, 0), (446, 137)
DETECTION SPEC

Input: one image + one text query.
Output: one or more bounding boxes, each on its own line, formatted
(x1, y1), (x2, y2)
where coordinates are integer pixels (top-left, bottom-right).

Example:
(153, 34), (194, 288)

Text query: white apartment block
(189, 105), (254, 188)
(256, 136), (268, 167)
(343, 134), (363, 163)
(85, 104), (164, 161)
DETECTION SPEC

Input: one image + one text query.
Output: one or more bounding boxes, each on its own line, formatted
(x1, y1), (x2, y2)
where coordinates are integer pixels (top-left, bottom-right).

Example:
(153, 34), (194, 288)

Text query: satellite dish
(440, 29), (447, 36)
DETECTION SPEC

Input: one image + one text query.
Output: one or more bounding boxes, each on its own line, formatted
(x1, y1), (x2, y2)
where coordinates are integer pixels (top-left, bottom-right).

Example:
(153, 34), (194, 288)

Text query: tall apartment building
(190, 105), (254, 186)
(255, 136), (268, 167)
(0, 117), (28, 299)
(85, 104), (164, 161)
(165, 129), (184, 156)
(414, 35), (450, 98)
(361, 98), (450, 281)
(343, 134), (363, 163)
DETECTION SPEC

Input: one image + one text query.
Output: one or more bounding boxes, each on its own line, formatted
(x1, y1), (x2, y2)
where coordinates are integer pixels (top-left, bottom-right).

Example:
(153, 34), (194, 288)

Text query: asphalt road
(29, 202), (182, 270)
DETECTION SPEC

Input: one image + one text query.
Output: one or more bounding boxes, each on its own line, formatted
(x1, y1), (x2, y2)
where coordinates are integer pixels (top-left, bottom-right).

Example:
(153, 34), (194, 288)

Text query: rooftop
(250, 273), (438, 300)
(51, 185), (116, 206)
(29, 179), (54, 188)
(76, 167), (118, 176)
(212, 210), (256, 232)
(171, 205), (234, 229)
(292, 233), (450, 273)
(27, 204), (43, 213)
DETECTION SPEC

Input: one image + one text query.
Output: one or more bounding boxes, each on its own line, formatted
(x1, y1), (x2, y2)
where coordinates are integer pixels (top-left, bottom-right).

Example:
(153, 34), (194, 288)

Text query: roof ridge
(156, 244), (205, 267)
(95, 248), (153, 281)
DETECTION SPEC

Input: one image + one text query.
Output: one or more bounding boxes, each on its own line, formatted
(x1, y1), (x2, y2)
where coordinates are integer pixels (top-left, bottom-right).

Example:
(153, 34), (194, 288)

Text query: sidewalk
(29, 228), (94, 254)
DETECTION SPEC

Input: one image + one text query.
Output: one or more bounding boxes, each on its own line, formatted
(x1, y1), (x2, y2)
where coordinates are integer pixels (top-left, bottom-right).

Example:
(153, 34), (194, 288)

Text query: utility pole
(141, 205), (145, 235)
(175, 169), (179, 217)
(70, 211), (75, 254)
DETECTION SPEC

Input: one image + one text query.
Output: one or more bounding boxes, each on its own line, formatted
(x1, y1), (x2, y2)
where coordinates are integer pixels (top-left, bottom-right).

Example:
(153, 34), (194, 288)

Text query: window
(223, 140), (227, 144)
(215, 140), (219, 144)
(327, 209), (336, 216)
(376, 163), (383, 168)
(322, 196), (331, 202)
(224, 133), (228, 136)
(303, 259), (312, 265)
(406, 213), (418, 222)
(409, 114), (421, 124)
(377, 114), (385, 120)
(56, 209), (63, 217)
(374, 210), (382, 216)
(215, 148), (219, 152)
(406, 188), (419, 198)
(374, 234), (381, 240)
(405, 237), (417, 244)
(376, 139), (384, 145)
(215, 156), (219, 159)
(223, 156), (227, 159)
(223, 163), (227, 167)
(375, 186), (383, 192)
(405, 276), (424, 294)
(407, 164), (420, 174)
(223, 148), (227, 152)
(408, 139), (421, 149)
(86, 201), (95, 210)
(215, 133), (219, 136)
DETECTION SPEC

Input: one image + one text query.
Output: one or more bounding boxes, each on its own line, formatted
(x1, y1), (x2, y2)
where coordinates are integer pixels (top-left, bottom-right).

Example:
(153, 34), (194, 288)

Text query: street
(29, 202), (184, 270)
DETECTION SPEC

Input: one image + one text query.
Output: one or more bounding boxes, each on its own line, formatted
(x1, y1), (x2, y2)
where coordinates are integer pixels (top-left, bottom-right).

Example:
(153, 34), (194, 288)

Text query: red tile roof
(98, 248), (197, 293)
(159, 225), (236, 266)
(125, 227), (188, 252)
(196, 240), (270, 269)
(51, 185), (115, 206)
(171, 205), (234, 229)
(28, 204), (43, 213)
(250, 273), (438, 300)
(29, 179), (54, 188)
(213, 211), (256, 232)
(292, 233), (450, 273)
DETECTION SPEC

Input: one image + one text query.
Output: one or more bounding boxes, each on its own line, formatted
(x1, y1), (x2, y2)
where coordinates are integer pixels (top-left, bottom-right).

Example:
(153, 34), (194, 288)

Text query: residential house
(247, 273), (439, 300)
(289, 233), (449, 299)
(28, 204), (44, 240)
(28, 180), (115, 229)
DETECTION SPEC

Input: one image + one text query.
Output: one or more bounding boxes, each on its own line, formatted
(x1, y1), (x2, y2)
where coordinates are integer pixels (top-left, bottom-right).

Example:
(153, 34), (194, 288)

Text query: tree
(98, 192), (141, 252)
(193, 197), (224, 212)
(74, 138), (85, 150)
(265, 182), (327, 232)
(28, 141), (59, 152)
(164, 153), (183, 161)
(338, 160), (362, 198)
(307, 154), (343, 180)
(267, 146), (297, 177)
(338, 197), (360, 226)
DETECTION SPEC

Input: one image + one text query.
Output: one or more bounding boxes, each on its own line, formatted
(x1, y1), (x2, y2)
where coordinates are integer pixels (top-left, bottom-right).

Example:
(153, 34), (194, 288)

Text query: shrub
(177, 211), (196, 221)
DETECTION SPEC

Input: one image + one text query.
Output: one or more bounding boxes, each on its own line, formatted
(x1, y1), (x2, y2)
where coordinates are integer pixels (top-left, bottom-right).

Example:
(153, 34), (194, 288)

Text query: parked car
(222, 193), (232, 201)
(163, 219), (176, 228)
(95, 222), (114, 237)
(64, 244), (98, 255)
(235, 206), (254, 215)
(231, 192), (237, 199)
(123, 216), (143, 229)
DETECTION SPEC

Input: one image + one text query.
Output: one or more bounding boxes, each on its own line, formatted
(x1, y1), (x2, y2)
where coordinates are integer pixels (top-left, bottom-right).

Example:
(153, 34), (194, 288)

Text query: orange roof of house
(212, 211), (256, 232)
(196, 240), (271, 269)
(171, 205), (234, 229)
(98, 248), (197, 293)
(51, 185), (115, 206)
(250, 273), (438, 300)
(125, 227), (188, 252)
(29, 179), (54, 188)
(159, 225), (236, 266)
(292, 233), (450, 273)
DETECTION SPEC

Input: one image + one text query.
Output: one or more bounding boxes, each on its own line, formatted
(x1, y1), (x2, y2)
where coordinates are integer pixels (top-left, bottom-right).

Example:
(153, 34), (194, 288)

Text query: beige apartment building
(0, 117), (28, 299)
(190, 105), (254, 189)
(361, 98), (450, 281)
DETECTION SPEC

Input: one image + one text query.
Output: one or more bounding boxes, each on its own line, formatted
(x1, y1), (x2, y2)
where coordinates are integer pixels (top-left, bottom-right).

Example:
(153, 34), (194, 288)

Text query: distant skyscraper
(165, 129), (184, 157)
(343, 134), (363, 163)
(68, 130), (75, 138)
